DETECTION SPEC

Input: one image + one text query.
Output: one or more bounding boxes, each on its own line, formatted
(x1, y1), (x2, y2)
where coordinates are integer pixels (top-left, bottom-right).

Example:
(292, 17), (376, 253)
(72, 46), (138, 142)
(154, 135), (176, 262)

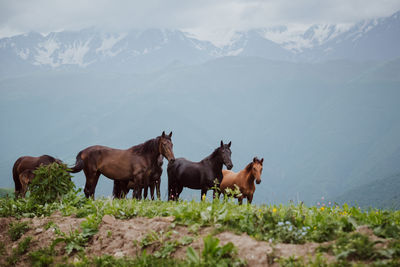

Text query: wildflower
(321, 196), (325, 200)
(268, 238), (273, 243)
(272, 208), (277, 213)
(202, 194), (206, 201)
(320, 207), (325, 211)
(317, 202), (320, 206)
(277, 222), (284, 226)
(313, 226), (317, 230)
(328, 201), (332, 205)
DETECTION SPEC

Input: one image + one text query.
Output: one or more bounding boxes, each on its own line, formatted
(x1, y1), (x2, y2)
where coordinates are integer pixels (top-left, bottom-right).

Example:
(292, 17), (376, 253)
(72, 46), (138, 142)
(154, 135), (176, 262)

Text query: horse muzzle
(256, 180), (261, 184)
(226, 164), (233, 170)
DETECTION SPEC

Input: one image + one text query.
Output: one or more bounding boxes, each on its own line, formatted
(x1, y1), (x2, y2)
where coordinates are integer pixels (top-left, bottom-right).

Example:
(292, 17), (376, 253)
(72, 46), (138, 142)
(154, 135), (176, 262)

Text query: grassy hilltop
(1, 164), (400, 266)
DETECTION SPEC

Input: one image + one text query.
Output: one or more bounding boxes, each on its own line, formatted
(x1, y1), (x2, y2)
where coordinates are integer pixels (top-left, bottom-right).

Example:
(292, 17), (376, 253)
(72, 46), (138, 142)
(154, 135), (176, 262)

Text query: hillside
(1, 193), (400, 266)
(0, 57), (399, 204)
(334, 174), (400, 209)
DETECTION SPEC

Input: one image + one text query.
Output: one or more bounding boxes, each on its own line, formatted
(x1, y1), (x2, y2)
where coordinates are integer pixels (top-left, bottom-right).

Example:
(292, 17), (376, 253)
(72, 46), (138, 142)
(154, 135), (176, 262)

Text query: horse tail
(69, 151), (84, 173)
(12, 157), (22, 197)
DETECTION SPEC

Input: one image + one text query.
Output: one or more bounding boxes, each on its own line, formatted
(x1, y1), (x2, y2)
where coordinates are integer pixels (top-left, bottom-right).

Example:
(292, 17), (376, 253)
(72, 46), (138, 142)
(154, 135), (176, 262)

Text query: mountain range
(1, 11), (399, 77)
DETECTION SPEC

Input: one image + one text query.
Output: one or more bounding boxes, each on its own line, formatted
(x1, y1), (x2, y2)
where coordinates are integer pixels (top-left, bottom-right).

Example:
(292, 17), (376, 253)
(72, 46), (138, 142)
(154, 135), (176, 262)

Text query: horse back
(168, 158), (211, 189)
(220, 170), (238, 190)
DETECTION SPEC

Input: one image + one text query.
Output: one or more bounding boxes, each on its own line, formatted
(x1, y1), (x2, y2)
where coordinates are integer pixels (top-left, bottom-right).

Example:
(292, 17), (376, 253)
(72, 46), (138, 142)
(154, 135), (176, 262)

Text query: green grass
(1, 189), (400, 266)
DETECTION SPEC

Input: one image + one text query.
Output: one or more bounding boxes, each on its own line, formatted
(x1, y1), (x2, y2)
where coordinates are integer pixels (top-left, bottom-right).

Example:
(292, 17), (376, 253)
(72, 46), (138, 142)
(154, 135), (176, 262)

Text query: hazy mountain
(300, 11), (400, 61)
(1, 10), (399, 78)
(333, 173), (400, 209)
(1, 57), (399, 204)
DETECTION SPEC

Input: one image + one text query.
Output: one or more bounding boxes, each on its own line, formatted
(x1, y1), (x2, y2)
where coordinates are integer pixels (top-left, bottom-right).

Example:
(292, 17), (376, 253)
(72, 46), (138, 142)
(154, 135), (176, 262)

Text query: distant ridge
(1, 10), (399, 77)
(333, 174), (400, 210)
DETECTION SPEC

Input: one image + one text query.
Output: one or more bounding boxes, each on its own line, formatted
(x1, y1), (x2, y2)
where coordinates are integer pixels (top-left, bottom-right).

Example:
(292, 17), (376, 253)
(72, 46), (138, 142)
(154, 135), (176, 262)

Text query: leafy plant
(51, 215), (99, 255)
(6, 236), (32, 265)
(29, 163), (75, 205)
(29, 246), (55, 267)
(186, 235), (245, 266)
(8, 221), (29, 241)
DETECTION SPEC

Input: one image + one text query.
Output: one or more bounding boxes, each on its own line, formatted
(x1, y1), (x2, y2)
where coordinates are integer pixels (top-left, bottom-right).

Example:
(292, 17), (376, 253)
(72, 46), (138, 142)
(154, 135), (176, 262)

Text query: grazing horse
(124, 154), (163, 200)
(220, 157), (263, 204)
(167, 141), (233, 201)
(70, 131), (175, 198)
(12, 155), (63, 198)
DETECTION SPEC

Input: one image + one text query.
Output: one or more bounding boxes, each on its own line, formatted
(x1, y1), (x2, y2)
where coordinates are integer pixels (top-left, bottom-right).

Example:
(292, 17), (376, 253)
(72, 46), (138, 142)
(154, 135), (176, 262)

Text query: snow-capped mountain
(1, 11), (399, 76)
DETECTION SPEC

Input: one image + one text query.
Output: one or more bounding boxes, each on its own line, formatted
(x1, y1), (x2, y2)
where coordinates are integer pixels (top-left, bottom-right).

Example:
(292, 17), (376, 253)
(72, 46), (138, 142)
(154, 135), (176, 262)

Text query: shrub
(29, 163), (74, 205)
(8, 221), (29, 241)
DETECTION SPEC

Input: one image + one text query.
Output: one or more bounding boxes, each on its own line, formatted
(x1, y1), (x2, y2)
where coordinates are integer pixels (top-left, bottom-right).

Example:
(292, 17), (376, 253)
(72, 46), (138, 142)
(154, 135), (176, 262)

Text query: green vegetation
(1, 165), (400, 266)
(6, 236), (32, 266)
(186, 235), (245, 267)
(30, 163), (75, 205)
(8, 221), (29, 241)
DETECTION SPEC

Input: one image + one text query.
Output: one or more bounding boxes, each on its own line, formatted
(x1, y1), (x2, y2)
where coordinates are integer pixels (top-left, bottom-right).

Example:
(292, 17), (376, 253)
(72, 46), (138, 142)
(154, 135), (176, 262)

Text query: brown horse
(12, 155), (63, 198)
(124, 154), (163, 200)
(70, 131), (174, 198)
(220, 157), (263, 204)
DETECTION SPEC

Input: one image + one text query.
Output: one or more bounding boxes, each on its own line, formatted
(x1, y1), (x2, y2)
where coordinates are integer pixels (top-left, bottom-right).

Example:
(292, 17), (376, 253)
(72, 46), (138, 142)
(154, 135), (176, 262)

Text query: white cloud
(0, 0), (399, 45)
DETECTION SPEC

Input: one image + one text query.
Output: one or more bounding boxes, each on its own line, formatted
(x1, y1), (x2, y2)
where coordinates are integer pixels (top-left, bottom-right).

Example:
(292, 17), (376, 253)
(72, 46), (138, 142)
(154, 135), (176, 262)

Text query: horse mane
(130, 137), (160, 154)
(245, 157), (262, 172)
(202, 147), (221, 162)
(245, 162), (253, 172)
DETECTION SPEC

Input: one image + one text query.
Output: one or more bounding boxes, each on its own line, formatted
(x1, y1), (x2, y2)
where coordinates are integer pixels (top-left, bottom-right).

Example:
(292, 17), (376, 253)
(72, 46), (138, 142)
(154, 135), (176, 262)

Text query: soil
(0, 214), (384, 266)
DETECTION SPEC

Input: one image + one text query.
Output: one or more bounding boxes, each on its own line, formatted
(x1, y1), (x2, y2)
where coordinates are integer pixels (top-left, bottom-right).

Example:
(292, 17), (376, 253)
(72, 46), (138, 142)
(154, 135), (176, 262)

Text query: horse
(12, 155), (63, 198)
(220, 157), (263, 204)
(70, 131), (174, 198)
(122, 154), (163, 200)
(167, 141), (233, 201)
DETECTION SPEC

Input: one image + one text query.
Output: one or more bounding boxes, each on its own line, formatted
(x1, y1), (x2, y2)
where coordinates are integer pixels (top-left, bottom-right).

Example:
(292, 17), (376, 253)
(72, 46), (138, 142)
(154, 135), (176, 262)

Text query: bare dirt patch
(0, 215), (382, 266)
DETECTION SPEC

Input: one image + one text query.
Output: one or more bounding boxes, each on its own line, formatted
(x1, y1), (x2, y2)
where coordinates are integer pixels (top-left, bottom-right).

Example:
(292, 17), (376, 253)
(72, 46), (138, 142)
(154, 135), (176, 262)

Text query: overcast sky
(1, 0), (400, 44)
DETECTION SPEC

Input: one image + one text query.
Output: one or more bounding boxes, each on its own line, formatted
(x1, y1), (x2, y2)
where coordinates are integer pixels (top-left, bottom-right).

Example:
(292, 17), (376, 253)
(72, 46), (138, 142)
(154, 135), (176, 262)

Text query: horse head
(251, 157), (263, 184)
(159, 131), (175, 162)
(219, 140), (233, 170)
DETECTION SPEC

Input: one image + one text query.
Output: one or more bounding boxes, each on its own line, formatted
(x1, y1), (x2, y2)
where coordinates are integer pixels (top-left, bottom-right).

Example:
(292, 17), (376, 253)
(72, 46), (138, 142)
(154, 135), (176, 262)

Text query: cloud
(0, 0), (399, 40)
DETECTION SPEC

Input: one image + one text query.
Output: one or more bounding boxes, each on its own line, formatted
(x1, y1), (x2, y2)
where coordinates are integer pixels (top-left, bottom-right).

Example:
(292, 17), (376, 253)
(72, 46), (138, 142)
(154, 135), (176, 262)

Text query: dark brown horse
(12, 155), (63, 198)
(124, 154), (163, 200)
(220, 157), (263, 204)
(70, 131), (174, 198)
(167, 141), (233, 201)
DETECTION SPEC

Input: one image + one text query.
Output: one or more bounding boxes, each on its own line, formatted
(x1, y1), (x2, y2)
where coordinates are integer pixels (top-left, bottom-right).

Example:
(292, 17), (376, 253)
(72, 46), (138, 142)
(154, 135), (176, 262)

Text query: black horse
(167, 141), (233, 200)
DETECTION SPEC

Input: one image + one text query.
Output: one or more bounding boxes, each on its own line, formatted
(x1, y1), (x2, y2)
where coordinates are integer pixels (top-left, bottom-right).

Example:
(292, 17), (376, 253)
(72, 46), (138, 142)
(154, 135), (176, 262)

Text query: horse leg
(247, 194), (253, 204)
(19, 172), (29, 198)
(156, 180), (161, 200)
(83, 169), (100, 199)
(149, 183), (155, 200)
(238, 195), (244, 205)
(143, 185), (148, 200)
(113, 180), (123, 199)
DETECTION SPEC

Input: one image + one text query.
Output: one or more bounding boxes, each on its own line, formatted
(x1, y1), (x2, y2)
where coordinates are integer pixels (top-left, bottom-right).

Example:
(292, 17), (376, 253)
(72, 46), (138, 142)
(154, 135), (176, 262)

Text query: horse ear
(162, 131), (166, 137)
(220, 140), (224, 147)
(261, 158), (264, 164)
(169, 131), (172, 137)
(228, 141), (231, 148)
(253, 157), (257, 163)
